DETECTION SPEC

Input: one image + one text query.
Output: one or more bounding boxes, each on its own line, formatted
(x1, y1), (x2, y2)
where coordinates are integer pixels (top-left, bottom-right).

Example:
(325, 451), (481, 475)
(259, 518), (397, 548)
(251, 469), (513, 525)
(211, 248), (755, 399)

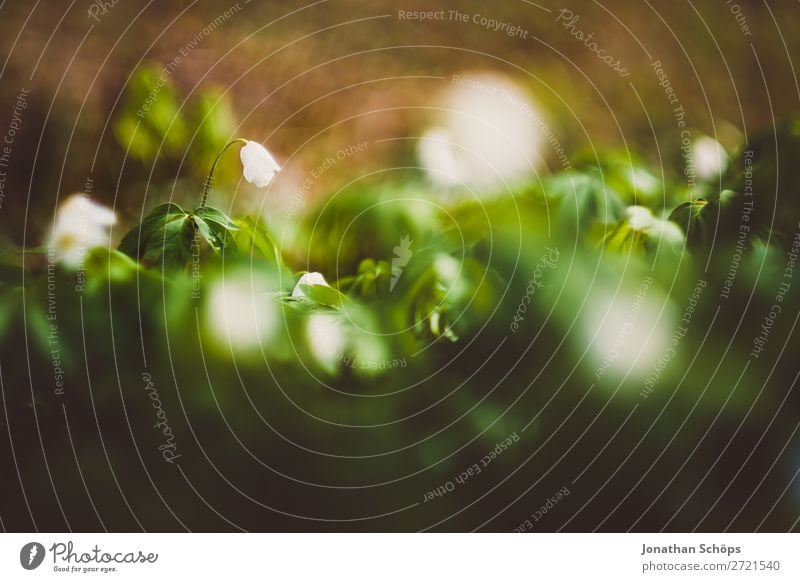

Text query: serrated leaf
(193, 216), (218, 252)
(546, 172), (626, 231)
(194, 206), (240, 231)
(119, 202), (188, 258)
(141, 214), (195, 269)
(193, 215), (238, 254)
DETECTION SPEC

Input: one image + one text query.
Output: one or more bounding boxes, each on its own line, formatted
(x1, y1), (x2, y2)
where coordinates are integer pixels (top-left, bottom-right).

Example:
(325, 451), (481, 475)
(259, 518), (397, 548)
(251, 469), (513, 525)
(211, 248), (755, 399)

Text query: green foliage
(572, 149), (663, 206)
(337, 259), (393, 300)
(118, 202), (240, 269)
(194, 206), (240, 253)
(113, 64), (188, 162)
(543, 171), (626, 239)
(289, 279), (350, 311)
(113, 63), (237, 179)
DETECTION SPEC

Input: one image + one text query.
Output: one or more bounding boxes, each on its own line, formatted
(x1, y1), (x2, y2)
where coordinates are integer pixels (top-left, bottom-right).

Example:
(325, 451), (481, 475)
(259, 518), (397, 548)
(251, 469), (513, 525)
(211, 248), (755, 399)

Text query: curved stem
(200, 138), (248, 208)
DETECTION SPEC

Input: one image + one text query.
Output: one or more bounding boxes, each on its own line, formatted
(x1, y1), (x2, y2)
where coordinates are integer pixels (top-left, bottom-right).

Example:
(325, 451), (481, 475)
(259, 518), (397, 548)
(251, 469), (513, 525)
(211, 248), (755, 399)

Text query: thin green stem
(200, 138), (248, 208)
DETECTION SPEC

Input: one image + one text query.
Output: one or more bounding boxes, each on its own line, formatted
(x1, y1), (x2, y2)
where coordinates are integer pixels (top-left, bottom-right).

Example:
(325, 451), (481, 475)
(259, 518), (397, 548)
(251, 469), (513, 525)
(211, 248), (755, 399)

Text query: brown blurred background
(0, 0), (796, 241)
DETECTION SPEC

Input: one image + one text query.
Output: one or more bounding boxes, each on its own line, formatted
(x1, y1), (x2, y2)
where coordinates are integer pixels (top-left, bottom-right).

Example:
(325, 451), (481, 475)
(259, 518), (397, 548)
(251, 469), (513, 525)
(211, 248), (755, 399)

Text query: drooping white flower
(291, 271), (329, 298)
(49, 194), (116, 269)
(206, 271), (277, 353)
(240, 140), (281, 188)
(693, 136), (728, 181)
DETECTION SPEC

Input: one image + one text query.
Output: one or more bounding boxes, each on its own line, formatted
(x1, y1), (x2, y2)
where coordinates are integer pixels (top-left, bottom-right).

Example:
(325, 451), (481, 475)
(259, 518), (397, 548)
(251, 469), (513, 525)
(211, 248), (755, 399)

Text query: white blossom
(306, 313), (347, 374)
(693, 136), (728, 181)
(419, 72), (543, 191)
(418, 128), (465, 187)
(240, 140), (281, 188)
(291, 272), (329, 298)
(49, 194), (116, 269)
(206, 272), (277, 352)
(584, 283), (675, 383)
(625, 206), (656, 231)
(650, 219), (685, 246)
(625, 205), (684, 247)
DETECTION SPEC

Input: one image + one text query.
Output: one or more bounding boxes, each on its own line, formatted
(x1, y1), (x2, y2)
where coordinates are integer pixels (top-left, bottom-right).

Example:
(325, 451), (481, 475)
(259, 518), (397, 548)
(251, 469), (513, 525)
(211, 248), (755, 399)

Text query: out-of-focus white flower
(624, 205), (685, 247)
(420, 72), (543, 191)
(206, 272), (277, 353)
(584, 282), (675, 384)
(649, 219), (685, 246)
(291, 272), (329, 298)
(306, 313), (347, 374)
(629, 167), (661, 202)
(693, 136), (728, 181)
(240, 140), (281, 188)
(49, 194), (116, 269)
(625, 206), (655, 231)
(418, 128), (465, 187)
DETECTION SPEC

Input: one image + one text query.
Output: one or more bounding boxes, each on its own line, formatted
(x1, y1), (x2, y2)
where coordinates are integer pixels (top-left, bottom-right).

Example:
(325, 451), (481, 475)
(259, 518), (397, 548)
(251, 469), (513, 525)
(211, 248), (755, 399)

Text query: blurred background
(1, 0), (799, 532)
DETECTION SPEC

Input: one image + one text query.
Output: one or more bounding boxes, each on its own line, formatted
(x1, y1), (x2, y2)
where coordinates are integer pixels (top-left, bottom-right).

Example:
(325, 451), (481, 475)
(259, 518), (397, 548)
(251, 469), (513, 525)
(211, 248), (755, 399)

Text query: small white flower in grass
(206, 272), (277, 353)
(49, 194), (116, 269)
(584, 283), (675, 384)
(625, 205), (685, 247)
(418, 128), (465, 187)
(240, 140), (281, 188)
(306, 313), (348, 374)
(291, 271), (329, 298)
(693, 136), (728, 181)
(438, 72), (543, 190)
(625, 205), (655, 232)
(650, 219), (685, 246)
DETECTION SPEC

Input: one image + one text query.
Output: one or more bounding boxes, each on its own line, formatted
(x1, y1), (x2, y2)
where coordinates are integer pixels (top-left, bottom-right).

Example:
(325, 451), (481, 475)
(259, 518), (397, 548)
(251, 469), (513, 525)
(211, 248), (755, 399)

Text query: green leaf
(193, 215), (238, 254)
(235, 216), (282, 267)
(337, 258), (392, 299)
(113, 63), (188, 162)
(193, 216), (217, 251)
(119, 202), (187, 258)
(293, 282), (350, 310)
(193, 206), (240, 231)
(119, 202), (195, 270)
(546, 172), (626, 233)
(189, 89), (238, 177)
(669, 198), (716, 249)
(113, 116), (160, 163)
(141, 214), (195, 269)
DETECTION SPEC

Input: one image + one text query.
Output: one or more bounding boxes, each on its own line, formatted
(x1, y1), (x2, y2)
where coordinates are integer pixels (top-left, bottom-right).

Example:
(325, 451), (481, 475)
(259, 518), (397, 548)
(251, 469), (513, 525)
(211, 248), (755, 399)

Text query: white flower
(206, 272), (277, 352)
(693, 136), (728, 181)
(422, 72), (543, 191)
(649, 219), (685, 246)
(625, 206), (655, 231)
(49, 194), (116, 269)
(240, 140), (281, 188)
(624, 205), (684, 247)
(584, 283), (675, 383)
(291, 272), (329, 298)
(306, 313), (347, 374)
(418, 128), (465, 187)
